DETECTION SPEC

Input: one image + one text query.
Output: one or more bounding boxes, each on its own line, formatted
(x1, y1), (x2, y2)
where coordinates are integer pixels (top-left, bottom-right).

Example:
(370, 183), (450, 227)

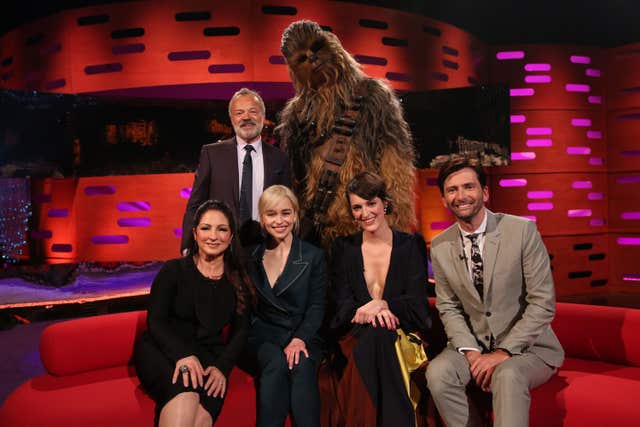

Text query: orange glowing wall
(2, 1), (639, 296)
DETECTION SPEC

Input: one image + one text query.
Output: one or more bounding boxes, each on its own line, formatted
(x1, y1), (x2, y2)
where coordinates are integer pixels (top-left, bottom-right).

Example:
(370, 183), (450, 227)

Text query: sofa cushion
(530, 357), (640, 427)
(552, 303), (640, 367)
(0, 366), (256, 427)
(40, 311), (147, 376)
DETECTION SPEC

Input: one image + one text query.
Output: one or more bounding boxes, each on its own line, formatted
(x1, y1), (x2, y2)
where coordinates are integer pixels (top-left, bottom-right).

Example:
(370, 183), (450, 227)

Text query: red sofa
(1, 302), (639, 426)
(0, 311), (257, 427)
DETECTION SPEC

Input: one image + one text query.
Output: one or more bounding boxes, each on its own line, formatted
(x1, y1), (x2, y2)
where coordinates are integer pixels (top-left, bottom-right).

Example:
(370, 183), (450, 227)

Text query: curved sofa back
(40, 310), (147, 376)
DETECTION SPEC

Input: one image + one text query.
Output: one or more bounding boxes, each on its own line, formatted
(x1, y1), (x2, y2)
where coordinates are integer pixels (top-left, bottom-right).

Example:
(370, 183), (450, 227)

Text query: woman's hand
(203, 366), (227, 398)
(172, 355), (204, 389)
(372, 308), (399, 330)
(283, 337), (309, 369)
(351, 299), (389, 324)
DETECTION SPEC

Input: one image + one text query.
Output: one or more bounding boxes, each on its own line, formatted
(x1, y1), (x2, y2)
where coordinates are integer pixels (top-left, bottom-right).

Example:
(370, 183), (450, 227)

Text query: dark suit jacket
(181, 137), (292, 252)
(247, 238), (326, 353)
(331, 230), (431, 334)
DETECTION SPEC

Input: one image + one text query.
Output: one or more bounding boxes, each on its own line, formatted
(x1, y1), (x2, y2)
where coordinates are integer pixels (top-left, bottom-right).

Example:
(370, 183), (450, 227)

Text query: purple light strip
(180, 188), (192, 199)
(565, 84), (590, 92)
(173, 228), (182, 237)
(589, 158), (604, 166)
(587, 130), (602, 139)
(568, 209), (592, 218)
(499, 178), (528, 187)
(510, 88), (534, 96)
(621, 150), (640, 157)
(85, 185), (116, 195)
(524, 75), (551, 83)
(522, 215), (537, 222)
(618, 237), (640, 246)
(528, 202), (553, 211)
(31, 230), (52, 239)
(567, 147), (591, 155)
(47, 209), (69, 218)
(496, 51), (525, 60)
(527, 191), (553, 199)
(621, 212), (640, 220)
(511, 152), (536, 160)
(117, 218), (151, 227)
(526, 138), (552, 147)
(585, 68), (601, 77)
(510, 115), (526, 123)
(616, 176), (640, 184)
(117, 201), (151, 212)
(590, 219), (605, 227)
(426, 178), (438, 186)
(588, 192), (604, 200)
(571, 118), (592, 126)
(570, 55), (591, 64)
(51, 244), (73, 253)
(623, 274), (640, 282)
(430, 221), (454, 230)
(572, 180), (592, 189)
(588, 95), (602, 104)
(91, 235), (129, 244)
(524, 63), (551, 71)
(526, 127), (552, 135)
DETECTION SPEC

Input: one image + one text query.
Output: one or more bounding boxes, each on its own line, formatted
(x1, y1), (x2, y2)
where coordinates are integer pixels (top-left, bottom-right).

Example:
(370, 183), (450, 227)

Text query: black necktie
(239, 145), (254, 225)
(466, 233), (484, 300)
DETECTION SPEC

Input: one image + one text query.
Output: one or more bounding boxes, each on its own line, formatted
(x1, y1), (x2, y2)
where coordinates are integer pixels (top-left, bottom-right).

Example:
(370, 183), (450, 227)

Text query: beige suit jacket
(430, 210), (564, 367)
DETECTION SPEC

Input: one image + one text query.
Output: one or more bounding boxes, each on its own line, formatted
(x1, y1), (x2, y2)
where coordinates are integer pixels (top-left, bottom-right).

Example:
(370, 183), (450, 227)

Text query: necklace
(194, 256), (224, 280)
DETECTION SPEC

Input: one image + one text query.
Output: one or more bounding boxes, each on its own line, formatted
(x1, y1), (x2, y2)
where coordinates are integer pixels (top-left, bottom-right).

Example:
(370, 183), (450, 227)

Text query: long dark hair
(191, 200), (255, 314)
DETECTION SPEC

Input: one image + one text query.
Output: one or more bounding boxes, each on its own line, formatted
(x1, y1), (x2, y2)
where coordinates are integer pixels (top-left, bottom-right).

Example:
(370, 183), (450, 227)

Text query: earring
(383, 205), (388, 214)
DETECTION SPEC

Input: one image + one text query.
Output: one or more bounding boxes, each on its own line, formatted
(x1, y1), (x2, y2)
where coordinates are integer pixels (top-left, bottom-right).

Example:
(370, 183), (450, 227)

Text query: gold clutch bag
(395, 329), (428, 424)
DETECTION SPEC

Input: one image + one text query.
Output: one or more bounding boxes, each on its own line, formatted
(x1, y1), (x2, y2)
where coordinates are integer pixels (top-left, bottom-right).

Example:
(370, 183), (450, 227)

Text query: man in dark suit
(426, 157), (564, 427)
(181, 88), (291, 252)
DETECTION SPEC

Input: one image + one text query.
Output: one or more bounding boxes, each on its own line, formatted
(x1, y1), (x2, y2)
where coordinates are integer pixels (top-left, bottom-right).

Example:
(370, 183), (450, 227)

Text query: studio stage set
(0, 0), (639, 426)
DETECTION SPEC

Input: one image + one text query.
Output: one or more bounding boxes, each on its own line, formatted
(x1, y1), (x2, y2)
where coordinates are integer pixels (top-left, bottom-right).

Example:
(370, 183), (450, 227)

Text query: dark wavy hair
(437, 156), (487, 195)
(345, 171), (394, 215)
(191, 200), (255, 314)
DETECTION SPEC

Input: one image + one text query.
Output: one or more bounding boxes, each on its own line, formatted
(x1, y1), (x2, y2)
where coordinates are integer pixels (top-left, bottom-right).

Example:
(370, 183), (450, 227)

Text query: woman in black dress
(327, 172), (431, 427)
(246, 185), (326, 427)
(134, 200), (254, 427)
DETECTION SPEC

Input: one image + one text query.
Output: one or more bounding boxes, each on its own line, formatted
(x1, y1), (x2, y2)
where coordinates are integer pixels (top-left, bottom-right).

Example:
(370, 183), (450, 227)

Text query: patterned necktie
(239, 145), (254, 225)
(466, 233), (484, 300)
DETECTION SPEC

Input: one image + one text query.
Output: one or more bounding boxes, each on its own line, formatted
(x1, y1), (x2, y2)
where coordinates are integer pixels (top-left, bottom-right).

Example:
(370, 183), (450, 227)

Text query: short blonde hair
(258, 185), (300, 233)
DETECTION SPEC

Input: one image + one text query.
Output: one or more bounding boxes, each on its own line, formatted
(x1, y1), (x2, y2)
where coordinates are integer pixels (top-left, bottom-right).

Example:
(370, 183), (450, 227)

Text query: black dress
(324, 230), (431, 427)
(133, 256), (249, 423)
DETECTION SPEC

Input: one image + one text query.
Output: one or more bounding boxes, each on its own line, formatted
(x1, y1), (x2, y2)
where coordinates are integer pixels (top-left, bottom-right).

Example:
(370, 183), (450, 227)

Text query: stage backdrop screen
(402, 85), (511, 169)
(0, 89), (285, 177)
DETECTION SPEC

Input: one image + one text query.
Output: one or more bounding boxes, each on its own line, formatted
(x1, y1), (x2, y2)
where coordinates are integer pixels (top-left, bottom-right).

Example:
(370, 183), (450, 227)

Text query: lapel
(446, 235), (477, 301)
(250, 245), (288, 312)
(482, 210), (501, 299)
(273, 238), (309, 296)
(222, 138), (240, 208)
(262, 142), (273, 189)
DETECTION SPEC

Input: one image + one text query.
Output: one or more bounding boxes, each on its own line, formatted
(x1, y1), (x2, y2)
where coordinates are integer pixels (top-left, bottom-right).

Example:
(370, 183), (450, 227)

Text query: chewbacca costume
(277, 20), (416, 247)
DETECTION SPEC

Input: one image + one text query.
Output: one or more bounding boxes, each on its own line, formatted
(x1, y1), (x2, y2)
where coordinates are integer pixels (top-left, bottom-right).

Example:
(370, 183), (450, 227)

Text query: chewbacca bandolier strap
(304, 88), (365, 236)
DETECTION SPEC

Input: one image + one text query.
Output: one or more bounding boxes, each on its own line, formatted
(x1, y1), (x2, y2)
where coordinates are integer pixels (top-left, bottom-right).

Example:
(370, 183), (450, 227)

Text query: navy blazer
(181, 137), (292, 252)
(248, 238), (327, 349)
(331, 230), (431, 334)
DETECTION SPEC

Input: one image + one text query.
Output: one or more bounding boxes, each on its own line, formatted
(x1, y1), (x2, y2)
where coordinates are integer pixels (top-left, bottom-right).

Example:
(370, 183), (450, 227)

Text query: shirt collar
(458, 208), (488, 237)
(236, 137), (262, 155)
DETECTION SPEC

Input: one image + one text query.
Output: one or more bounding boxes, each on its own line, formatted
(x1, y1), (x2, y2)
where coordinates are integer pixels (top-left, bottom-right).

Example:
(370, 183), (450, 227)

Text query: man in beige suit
(426, 157), (564, 427)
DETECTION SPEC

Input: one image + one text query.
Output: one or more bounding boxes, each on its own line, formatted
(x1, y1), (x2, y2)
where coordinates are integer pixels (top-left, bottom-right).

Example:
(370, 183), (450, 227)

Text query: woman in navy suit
(246, 185), (326, 427)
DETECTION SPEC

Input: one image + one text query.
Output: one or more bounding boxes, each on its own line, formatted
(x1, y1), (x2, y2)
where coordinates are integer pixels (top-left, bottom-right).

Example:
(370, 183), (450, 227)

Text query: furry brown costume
(277, 20), (416, 245)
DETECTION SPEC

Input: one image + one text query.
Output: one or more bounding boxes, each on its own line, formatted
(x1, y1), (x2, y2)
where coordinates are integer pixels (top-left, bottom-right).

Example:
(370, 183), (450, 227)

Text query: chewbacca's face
(286, 34), (334, 90)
